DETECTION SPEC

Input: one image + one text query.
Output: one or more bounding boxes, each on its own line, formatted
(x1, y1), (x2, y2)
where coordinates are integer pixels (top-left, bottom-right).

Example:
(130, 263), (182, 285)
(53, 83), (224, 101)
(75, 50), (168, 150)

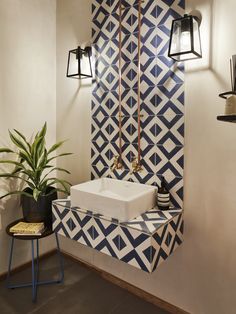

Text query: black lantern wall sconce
(168, 11), (202, 62)
(66, 46), (93, 79)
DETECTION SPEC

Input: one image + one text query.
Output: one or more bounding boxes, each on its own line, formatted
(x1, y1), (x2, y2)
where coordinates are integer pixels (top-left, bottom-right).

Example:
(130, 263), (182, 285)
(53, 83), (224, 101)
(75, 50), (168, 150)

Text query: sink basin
(70, 178), (157, 222)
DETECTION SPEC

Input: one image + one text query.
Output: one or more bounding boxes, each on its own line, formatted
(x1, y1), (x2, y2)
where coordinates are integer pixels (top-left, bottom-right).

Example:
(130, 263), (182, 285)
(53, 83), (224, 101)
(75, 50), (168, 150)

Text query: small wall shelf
(217, 115), (236, 123)
(219, 91), (236, 99)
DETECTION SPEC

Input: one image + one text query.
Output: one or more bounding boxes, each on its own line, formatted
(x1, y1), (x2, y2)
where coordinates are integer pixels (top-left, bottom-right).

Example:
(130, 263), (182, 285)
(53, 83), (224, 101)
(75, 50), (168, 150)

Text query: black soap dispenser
(157, 176), (170, 211)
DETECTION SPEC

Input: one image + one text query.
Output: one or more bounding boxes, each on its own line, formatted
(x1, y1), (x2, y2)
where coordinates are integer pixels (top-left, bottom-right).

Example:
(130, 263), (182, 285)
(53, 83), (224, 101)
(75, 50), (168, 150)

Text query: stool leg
(55, 233), (64, 283)
(31, 240), (37, 302)
(36, 239), (39, 283)
(6, 237), (15, 289)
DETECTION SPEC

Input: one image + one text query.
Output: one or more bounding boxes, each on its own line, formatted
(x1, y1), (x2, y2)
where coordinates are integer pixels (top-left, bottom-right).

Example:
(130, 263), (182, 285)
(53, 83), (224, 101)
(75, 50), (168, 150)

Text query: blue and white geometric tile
(91, 0), (185, 213)
(92, 0), (110, 21)
(91, 163), (111, 179)
(121, 88), (138, 116)
(52, 204), (72, 238)
(93, 218), (120, 258)
(151, 223), (170, 271)
(119, 226), (152, 272)
(121, 208), (180, 235)
(91, 142), (111, 170)
(168, 213), (184, 255)
(70, 209), (94, 247)
(166, 176), (183, 209)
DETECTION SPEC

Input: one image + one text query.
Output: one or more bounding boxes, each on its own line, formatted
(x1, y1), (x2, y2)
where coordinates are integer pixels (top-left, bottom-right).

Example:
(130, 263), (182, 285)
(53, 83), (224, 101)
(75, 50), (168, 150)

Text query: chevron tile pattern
(69, 209), (95, 247)
(119, 226), (152, 272)
(52, 201), (183, 273)
(91, 0), (185, 210)
(52, 200), (72, 238)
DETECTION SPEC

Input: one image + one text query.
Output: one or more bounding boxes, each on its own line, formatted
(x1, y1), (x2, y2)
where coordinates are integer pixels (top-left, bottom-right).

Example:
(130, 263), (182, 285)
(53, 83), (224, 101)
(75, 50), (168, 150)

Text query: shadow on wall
(0, 172), (25, 231)
(186, 0), (230, 91)
(186, 0), (213, 73)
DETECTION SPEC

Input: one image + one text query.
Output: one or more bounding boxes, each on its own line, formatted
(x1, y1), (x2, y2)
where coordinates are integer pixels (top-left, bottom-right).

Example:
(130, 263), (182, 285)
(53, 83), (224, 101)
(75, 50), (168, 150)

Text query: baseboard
(0, 249), (57, 281)
(62, 250), (190, 314)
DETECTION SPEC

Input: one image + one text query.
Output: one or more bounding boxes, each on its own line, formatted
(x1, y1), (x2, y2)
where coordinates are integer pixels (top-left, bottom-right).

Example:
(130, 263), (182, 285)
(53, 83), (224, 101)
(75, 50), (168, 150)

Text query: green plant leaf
(13, 129), (32, 151)
(40, 167), (71, 183)
(38, 122), (47, 139)
(48, 140), (66, 155)
(42, 177), (71, 194)
(0, 173), (35, 189)
(0, 190), (33, 200)
(37, 148), (47, 169)
(13, 129), (26, 141)
(0, 148), (15, 153)
(19, 151), (34, 170)
(36, 139), (45, 166)
(33, 188), (40, 201)
(11, 167), (22, 175)
(48, 188), (69, 196)
(32, 136), (44, 168)
(8, 130), (28, 153)
(0, 160), (24, 168)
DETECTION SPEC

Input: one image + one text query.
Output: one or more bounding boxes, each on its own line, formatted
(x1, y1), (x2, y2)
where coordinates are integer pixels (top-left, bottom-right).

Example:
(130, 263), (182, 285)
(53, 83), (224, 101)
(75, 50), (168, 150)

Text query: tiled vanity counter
(52, 199), (183, 273)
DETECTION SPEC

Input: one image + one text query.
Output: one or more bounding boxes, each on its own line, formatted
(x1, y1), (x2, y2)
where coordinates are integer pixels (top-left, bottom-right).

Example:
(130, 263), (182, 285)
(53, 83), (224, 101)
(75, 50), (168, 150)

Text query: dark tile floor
(0, 254), (170, 314)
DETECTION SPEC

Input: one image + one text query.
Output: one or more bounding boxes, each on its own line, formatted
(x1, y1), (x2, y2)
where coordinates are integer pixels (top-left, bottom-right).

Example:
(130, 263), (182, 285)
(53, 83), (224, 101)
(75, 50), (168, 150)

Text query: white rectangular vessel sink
(70, 178), (157, 222)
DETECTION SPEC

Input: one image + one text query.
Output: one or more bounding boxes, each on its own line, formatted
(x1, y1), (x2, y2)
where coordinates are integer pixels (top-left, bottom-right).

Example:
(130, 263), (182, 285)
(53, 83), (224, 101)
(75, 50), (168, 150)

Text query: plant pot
(21, 187), (57, 227)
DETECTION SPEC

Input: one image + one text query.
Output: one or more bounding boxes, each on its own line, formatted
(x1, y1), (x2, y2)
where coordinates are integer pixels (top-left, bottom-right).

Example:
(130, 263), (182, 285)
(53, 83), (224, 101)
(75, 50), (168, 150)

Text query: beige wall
(56, 0), (92, 185)
(57, 1), (236, 314)
(0, 0), (56, 274)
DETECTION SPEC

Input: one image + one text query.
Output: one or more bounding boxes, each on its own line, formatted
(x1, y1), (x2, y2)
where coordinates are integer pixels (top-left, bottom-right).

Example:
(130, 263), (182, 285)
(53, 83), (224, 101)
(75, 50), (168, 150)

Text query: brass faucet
(110, 155), (123, 171)
(130, 157), (142, 174)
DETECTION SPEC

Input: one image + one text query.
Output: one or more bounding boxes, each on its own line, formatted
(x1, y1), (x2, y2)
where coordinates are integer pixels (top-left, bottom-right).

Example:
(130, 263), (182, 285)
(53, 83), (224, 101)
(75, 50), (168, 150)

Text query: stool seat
(6, 218), (64, 303)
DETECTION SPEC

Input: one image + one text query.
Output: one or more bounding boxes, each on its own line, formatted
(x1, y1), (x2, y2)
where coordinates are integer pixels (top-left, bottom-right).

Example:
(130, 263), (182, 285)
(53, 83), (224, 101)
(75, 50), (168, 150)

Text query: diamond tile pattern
(91, 0), (185, 210)
(52, 201), (72, 238)
(52, 201), (184, 273)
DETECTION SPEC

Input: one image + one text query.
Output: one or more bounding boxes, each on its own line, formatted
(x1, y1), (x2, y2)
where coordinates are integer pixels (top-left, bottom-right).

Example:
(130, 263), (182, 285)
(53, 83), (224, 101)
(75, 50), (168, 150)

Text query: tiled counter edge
(52, 199), (184, 273)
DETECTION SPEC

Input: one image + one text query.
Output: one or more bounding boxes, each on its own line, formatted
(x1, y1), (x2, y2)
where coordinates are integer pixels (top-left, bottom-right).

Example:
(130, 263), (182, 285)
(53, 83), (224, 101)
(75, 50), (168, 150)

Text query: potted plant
(0, 122), (72, 227)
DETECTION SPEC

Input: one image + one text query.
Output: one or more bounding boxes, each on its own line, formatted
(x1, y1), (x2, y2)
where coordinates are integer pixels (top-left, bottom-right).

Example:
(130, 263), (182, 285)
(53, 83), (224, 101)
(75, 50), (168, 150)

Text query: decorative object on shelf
(66, 46), (92, 79)
(0, 122), (72, 226)
(168, 11), (202, 61)
(218, 55), (236, 123)
(157, 176), (170, 211)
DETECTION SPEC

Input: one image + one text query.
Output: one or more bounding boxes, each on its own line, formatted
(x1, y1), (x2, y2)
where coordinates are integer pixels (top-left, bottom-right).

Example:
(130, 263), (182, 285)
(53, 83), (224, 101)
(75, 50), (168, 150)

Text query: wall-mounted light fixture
(168, 12), (202, 62)
(66, 46), (92, 79)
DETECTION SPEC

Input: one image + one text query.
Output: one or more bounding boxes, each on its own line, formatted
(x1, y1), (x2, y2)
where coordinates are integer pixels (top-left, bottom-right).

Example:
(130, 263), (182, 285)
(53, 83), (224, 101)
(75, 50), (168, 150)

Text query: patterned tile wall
(91, 0), (185, 209)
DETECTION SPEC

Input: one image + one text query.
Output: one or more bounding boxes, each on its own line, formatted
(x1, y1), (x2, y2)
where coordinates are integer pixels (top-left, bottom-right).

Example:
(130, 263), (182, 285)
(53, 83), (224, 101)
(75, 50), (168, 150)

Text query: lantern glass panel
(80, 51), (92, 77)
(67, 49), (78, 77)
(192, 17), (201, 55)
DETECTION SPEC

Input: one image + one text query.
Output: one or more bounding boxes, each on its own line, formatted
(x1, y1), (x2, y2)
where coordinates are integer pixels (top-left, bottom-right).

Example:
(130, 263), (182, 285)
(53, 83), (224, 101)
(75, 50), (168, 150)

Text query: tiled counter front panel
(91, 0), (185, 209)
(53, 200), (183, 273)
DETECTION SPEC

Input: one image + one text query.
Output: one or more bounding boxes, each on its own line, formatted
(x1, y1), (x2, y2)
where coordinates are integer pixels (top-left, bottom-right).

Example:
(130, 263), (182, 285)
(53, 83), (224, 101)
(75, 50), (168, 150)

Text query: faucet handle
(110, 155), (123, 171)
(130, 156), (142, 174)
